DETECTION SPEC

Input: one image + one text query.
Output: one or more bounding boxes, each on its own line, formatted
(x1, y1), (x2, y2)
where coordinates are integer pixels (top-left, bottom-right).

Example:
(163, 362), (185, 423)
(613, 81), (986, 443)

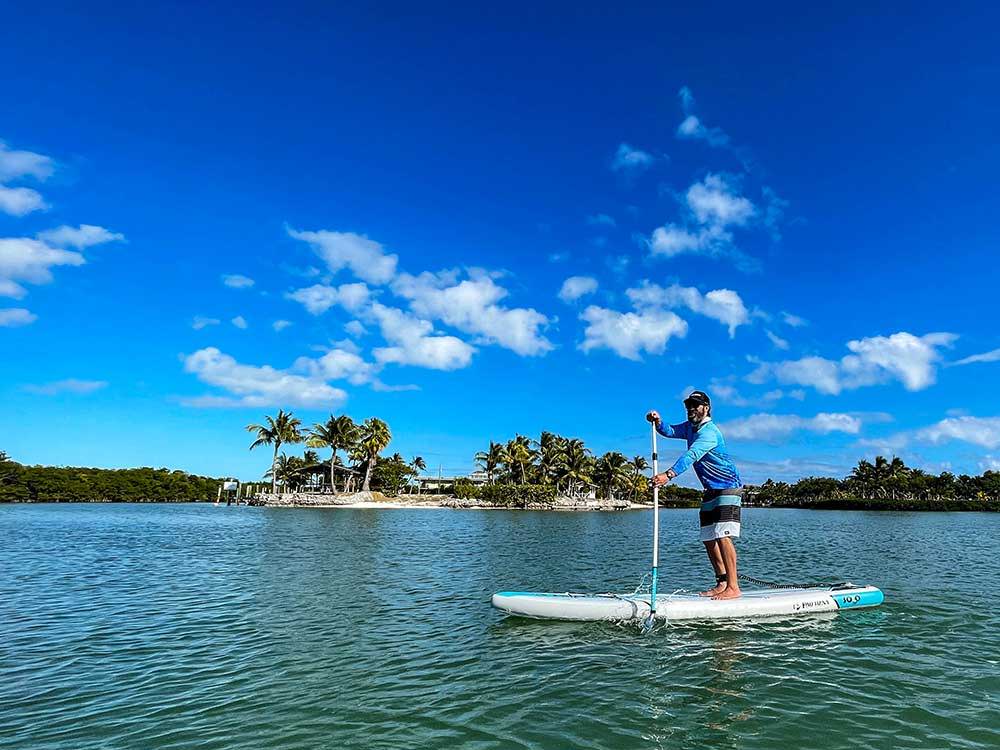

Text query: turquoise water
(1, 504), (997, 749)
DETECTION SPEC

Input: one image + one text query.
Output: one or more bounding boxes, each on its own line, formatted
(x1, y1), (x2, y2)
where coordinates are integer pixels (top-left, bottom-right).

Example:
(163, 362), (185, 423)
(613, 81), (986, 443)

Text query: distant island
(2, 408), (997, 512)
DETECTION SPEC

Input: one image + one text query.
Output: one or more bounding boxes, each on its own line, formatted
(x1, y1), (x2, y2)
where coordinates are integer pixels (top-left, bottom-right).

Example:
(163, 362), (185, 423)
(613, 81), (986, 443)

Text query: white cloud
(344, 320), (366, 337)
(0, 238), (85, 298)
(951, 347), (1000, 366)
(748, 332), (957, 395)
(649, 223), (726, 257)
(626, 282), (749, 337)
(765, 330), (790, 350)
(675, 87), (730, 147)
(866, 416), (1000, 454)
(192, 316), (220, 330)
(748, 355), (847, 395)
(392, 270), (552, 356)
(287, 284), (337, 315)
(0, 308), (37, 327)
(710, 384), (796, 408)
(0, 185), (48, 216)
(334, 282), (371, 310)
(579, 305), (687, 361)
(0, 279), (25, 298)
(781, 311), (808, 327)
(722, 412), (863, 442)
(611, 143), (654, 173)
(182, 347), (347, 408)
(286, 282), (371, 315)
(272, 319), (292, 332)
(586, 213), (616, 227)
(370, 302), (475, 370)
(0, 141), (55, 182)
(37, 225), (124, 249)
(685, 174), (756, 227)
(980, 456), (1000, 471)
(842, 332), (957, 391)
(327, 337), (361, 355)
(374, 338), (475, 370)
(676, 115), (730, 147)
(558, 276), (598, 303)
(371, 381), (420, 393)
(294, 348), (376, 386)
(231, 316), (248, 329)
(23, 379), (108, 395)
(646, 174), (757, 267)
(222, 274), (255, 289)
(737, 456), (856, 483)
(915, 416), (1000, 450)
(0, 142), (55, 217)
(287, 227), (398, 285)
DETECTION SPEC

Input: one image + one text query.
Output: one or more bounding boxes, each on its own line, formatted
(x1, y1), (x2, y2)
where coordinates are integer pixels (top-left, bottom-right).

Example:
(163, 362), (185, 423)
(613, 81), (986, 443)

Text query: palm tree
(594, 452), (630, 500)
(306, 414), (359, 492)
(503, 435), (535, 485)
(559, 439), (593, 496)
(300, 449), (322, 490)
(886, 456), (909, 500)
(630, 455), (649, 503)
(411, 455), (426, 494)
(358, 417), (392, 491)
(535, 431), (566, 485)
(247, 409), (303, 493)
(264, 452), (306, 491)
(849, 459), (876, 499)
(474, 441), (504, 484)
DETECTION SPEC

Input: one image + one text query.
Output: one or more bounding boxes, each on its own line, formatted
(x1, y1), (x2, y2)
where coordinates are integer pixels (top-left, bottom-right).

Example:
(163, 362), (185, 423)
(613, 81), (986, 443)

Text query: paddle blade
(639, 613), (656, 634)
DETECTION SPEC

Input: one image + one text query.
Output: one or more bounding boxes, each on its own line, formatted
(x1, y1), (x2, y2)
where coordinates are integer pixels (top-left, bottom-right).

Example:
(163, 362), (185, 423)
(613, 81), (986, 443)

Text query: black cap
(683, 390), (711, 407)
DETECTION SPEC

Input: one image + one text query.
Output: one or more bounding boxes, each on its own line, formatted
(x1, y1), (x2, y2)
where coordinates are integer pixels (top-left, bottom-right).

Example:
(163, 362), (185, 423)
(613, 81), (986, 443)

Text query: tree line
(750, 455), (1000, 510)
(4, 424), (998, 510)
(0, 451), (223, 503)
(470, 432), (700, 504)
(470, 436), (999, 510)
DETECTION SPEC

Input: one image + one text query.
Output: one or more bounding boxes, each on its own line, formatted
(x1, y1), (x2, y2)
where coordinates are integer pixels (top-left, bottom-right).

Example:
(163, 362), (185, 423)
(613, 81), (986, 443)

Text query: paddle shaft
(650, 422), (660, 616)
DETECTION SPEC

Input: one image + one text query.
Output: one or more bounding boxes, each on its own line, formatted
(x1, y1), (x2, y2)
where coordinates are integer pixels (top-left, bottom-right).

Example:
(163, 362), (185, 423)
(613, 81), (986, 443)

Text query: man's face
(685, 402), (710, 423)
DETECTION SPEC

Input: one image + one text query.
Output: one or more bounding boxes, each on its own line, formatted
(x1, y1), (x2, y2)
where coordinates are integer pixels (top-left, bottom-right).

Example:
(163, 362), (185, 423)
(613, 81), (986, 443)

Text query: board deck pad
(492, 585), (884, 622)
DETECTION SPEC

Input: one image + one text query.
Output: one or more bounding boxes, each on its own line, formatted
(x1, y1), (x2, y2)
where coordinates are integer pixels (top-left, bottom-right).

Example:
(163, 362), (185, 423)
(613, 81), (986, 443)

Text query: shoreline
(3, 499), (997, 512)
(248, 491), (649, 511)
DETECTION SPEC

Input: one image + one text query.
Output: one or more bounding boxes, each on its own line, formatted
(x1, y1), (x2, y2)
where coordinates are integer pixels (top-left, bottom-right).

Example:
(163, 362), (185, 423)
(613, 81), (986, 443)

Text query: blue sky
(2, 2), (999, 484)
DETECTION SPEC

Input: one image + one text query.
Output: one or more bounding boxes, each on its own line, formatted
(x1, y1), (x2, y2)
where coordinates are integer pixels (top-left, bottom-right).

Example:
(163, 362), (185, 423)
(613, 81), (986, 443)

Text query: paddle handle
(650, 422), (660, 615)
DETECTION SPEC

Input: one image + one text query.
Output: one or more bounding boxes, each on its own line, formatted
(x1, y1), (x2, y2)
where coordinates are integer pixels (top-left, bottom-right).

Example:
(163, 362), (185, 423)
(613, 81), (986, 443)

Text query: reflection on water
(0, 504), (998, 750)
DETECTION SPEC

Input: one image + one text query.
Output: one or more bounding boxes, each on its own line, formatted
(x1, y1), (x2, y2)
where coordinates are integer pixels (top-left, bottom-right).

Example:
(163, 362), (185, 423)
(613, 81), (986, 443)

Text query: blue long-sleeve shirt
(656, 419), (742, 490)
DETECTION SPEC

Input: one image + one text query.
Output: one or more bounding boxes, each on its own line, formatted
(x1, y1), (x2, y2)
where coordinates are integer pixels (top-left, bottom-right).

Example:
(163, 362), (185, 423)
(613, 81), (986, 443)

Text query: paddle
(640, 419), (660, 634)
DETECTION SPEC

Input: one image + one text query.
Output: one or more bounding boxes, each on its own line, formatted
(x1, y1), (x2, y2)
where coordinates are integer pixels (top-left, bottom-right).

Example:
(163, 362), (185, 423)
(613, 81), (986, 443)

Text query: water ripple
(1, 504), (997, 749)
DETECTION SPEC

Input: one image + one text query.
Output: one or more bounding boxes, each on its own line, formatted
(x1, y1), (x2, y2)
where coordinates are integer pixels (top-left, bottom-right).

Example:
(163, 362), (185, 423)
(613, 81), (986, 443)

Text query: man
(645, 390), (744, 600)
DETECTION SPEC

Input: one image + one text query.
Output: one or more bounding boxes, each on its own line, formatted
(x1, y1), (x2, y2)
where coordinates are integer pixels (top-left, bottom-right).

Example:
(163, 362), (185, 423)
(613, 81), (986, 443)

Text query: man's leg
(700, 540), (728, 596)
(712, 537), (742, 600)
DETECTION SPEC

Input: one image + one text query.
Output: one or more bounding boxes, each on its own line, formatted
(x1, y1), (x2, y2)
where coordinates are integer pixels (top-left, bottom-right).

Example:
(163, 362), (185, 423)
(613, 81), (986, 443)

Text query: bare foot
(700, 583), (727, 597)
(712, 587), (742, 600)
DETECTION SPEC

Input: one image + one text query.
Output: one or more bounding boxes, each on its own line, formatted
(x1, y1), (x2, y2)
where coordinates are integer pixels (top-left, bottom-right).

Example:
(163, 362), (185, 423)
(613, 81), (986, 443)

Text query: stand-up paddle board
(492, 584), (884, 622)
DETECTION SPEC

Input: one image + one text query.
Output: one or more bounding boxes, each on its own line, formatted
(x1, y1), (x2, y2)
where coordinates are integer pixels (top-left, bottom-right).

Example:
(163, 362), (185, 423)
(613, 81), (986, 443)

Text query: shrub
(477, 483), (557, 508)
(454, 479), (478, 499)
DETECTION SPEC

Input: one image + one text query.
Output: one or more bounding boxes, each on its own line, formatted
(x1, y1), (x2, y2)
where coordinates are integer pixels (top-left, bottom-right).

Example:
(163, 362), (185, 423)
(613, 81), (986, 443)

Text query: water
(1, 504), (997, 750)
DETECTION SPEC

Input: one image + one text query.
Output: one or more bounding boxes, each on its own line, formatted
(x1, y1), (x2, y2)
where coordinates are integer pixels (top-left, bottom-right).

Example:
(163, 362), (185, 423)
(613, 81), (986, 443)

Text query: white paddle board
(492, 584), (884, 622)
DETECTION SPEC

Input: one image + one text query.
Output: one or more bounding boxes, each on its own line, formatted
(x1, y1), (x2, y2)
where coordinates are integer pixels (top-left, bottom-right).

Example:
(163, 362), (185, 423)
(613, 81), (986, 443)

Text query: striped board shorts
(700, 488), (743, 542)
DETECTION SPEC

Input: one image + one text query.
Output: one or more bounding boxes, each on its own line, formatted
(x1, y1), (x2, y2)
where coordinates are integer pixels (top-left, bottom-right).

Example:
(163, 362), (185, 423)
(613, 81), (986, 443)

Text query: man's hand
(645, 410), (661, 424)
(652, 470), (676, 487)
